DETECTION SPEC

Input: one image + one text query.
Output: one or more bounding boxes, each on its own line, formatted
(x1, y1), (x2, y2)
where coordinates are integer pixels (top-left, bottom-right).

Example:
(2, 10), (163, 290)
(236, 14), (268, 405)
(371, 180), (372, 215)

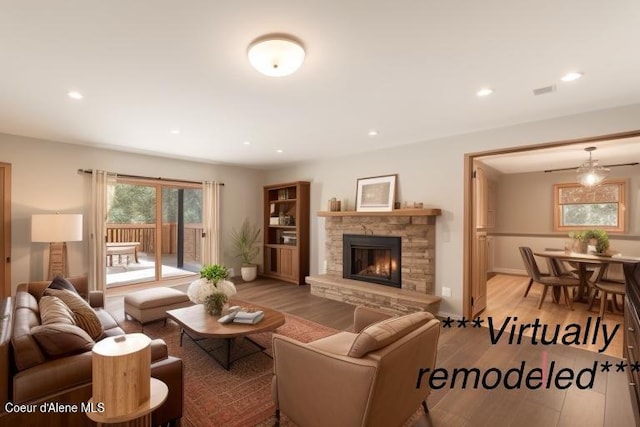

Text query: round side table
(87, 377), (168, 426)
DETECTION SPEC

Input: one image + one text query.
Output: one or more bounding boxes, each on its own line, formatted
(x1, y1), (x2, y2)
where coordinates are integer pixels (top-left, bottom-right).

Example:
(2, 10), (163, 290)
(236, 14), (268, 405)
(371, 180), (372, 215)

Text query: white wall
(0, 133), (265, 292)
(264, 103), (640, 317)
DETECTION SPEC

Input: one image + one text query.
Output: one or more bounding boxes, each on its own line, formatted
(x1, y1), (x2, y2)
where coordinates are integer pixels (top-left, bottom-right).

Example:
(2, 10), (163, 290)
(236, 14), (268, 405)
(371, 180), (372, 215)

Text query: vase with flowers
(187, 264), (237, 315)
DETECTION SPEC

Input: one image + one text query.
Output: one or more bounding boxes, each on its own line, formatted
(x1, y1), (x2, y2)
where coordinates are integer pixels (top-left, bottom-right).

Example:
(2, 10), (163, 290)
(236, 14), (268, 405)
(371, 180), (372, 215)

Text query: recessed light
(170, 129), (181, 135)
(276, 149), (283, 153)
(243, 141), (251, 145)
(561, 72), (583, 82)
(67, 91), (83, 100)
(368, 130), (378, 137)
(476, 88), (493, 97)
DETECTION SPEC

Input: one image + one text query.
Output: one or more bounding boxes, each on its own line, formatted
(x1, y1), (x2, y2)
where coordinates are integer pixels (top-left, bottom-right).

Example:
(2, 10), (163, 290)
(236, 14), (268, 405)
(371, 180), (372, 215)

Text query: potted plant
(568, 230), (610, 254)
(584, 229), (610, 254)
(187, 264), (237, 315)
(231, 218), (262, 282)
(568, 231), (588, 253)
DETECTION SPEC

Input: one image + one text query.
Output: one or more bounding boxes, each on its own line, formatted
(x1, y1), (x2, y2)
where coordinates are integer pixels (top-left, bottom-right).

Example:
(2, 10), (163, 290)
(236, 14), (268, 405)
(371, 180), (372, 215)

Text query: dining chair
(588, 264), (625, 319)
(522, 249), (575, 298)
(519, 247), (582, 310)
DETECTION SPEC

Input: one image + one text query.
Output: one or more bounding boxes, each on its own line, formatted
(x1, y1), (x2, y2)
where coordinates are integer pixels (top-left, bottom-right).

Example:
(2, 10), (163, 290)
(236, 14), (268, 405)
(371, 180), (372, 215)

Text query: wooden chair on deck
(519, 247), (582, 310)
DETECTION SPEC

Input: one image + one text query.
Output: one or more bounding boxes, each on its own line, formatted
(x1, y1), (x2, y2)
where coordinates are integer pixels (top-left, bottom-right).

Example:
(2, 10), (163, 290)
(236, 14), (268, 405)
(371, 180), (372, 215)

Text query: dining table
(533, 250), (640, 302)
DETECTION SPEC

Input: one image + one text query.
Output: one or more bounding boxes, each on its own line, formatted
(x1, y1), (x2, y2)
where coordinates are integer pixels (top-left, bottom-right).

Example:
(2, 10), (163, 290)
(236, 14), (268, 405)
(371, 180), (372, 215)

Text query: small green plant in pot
(583, 229), (610, 254)
(568, 231), (588, 253)
(231, 219), (261, 282)
(200, 264), (229, 283)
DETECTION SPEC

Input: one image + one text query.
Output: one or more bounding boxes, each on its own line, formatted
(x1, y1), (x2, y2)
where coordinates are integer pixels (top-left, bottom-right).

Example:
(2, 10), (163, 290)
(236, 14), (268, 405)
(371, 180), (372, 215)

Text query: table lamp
(31, 213), (83, 279)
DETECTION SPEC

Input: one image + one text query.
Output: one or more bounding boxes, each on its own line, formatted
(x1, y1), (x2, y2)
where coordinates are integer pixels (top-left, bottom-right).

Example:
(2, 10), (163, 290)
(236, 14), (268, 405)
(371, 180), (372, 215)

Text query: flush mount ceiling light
(561, 71), (583, 82)
(67, 90), (84, 100)
(247, 34), (305, 77)
(576, 147), (610, 187)
(476, 88), (493, 97)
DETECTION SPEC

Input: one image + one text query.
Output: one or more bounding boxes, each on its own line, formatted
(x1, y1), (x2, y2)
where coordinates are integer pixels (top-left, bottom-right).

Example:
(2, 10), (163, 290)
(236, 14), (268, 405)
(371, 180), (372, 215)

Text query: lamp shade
(248, 35), (305, 77)
(32, 214), (83, 242)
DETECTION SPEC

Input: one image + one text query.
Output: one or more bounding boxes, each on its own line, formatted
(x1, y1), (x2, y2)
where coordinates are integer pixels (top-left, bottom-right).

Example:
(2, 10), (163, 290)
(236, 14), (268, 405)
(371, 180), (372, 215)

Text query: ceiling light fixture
(170, 129), (180, 135)
(561, 72), (583, 82)
(276, 149), (284, 153)
(576, 147), (609, 187)
(243, 141), (251, 145)
(247, 34), (305, 77)
(368, 130), (378, 137)
(476, 88), (493, 97)
(67, 91), (84, 100)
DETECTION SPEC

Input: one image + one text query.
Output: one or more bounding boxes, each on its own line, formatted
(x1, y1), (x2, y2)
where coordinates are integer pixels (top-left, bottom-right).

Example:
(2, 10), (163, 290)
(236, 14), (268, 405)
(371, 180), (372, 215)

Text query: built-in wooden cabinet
(263, 181), (310, 285)
(624, 263), (640, 424)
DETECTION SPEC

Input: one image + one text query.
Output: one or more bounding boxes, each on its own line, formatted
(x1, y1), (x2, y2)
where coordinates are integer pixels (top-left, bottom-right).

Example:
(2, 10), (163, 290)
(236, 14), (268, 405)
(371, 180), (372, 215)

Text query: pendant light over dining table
(247, 34), (305, 77)
(576, 146), (610, 187)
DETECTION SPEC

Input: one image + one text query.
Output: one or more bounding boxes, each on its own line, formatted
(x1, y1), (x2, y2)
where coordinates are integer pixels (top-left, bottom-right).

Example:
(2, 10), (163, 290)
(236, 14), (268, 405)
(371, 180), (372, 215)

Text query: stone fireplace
(306, 209), (442, 315)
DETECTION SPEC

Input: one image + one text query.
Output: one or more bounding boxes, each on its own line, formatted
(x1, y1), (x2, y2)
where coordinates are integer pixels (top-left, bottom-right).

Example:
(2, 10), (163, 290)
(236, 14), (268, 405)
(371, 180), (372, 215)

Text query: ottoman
(124, 287), (192, 329)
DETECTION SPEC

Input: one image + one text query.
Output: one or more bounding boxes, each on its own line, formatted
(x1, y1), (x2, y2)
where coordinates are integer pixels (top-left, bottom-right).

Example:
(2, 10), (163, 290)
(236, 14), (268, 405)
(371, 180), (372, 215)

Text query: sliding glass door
(106, 179), (202, 288)
(161, 187), (203, 279)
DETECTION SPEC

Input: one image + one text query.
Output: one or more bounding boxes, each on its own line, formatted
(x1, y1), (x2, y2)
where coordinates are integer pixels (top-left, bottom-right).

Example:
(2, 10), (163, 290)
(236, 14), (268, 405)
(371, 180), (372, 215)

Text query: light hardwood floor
(483, 274), (624, 358)
(106, 277), (635, 427)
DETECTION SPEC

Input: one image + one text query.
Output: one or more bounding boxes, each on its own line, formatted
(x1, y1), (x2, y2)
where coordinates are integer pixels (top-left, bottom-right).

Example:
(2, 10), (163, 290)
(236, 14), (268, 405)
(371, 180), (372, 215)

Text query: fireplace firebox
(343, 234), (401, 288)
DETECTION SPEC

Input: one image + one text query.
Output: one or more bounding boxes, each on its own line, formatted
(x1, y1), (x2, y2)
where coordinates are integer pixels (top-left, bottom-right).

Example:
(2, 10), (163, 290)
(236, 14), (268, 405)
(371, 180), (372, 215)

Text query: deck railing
(106, 223), (203, 262)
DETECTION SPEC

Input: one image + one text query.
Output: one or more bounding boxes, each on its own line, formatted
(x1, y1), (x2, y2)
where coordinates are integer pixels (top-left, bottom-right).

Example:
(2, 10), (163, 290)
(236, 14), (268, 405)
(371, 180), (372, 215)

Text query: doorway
(0, 162), (10, 298)
(463, 130), (640, 319)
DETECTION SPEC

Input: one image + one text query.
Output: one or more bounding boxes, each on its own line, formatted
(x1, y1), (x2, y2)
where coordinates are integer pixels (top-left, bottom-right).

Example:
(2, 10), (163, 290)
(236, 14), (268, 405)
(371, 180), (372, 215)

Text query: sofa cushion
(347, 311), (434, 358)
(15, 291), (40, 312)
(11, 306), (46, 371)
(94, 308), (124, 335)
(43, 289), (104, 340)
(39, 296), (76, 326)
(31, 324), (94, 358)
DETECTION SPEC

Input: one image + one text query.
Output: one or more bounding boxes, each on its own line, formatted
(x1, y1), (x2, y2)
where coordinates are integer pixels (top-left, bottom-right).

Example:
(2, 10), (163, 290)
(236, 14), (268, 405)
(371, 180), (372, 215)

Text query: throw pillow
(31, 324), (94, 358)
(47, 276), (80, 295)
(347, 311), (434, 358)
(43, 288), (104, 340)
(39, 295), (76, 326)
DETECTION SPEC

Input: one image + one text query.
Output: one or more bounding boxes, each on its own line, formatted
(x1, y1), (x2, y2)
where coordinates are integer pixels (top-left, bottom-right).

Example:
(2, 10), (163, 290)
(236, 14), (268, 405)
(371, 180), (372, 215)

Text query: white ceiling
(1, 1), (640, 169)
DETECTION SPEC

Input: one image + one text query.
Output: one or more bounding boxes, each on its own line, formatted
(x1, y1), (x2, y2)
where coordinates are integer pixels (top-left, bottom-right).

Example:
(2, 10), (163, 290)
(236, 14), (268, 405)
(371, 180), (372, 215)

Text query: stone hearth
(306, 209), (442, 314)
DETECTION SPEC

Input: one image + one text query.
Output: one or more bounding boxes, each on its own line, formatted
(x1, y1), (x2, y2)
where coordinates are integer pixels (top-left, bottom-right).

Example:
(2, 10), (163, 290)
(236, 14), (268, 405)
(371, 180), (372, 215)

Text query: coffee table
(166, 301), (285, 370)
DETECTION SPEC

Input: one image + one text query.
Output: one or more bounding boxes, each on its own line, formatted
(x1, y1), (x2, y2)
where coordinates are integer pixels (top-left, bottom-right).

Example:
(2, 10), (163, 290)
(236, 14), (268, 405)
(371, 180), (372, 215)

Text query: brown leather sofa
(272, 306), (441, 427)
(0, 277), (183, 427)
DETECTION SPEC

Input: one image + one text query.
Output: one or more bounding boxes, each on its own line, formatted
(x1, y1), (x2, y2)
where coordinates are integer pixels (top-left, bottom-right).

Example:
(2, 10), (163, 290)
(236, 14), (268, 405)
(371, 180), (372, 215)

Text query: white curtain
(202, 181), (222, 265)
(89, 170), (114, 292)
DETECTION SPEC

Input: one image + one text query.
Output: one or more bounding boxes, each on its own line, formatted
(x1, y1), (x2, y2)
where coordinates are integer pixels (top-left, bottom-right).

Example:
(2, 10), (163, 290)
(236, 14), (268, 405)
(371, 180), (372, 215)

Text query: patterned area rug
(122, 313), (338, 427)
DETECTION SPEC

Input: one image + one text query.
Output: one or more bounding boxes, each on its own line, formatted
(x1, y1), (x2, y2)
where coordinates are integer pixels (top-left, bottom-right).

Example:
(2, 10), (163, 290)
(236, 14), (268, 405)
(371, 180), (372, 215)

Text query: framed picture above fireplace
(355, 174), (397, 212)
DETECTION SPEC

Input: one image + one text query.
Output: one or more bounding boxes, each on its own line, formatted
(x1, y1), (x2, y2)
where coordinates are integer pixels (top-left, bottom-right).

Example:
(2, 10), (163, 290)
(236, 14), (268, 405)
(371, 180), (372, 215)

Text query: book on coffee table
(233, 310), (264, 324)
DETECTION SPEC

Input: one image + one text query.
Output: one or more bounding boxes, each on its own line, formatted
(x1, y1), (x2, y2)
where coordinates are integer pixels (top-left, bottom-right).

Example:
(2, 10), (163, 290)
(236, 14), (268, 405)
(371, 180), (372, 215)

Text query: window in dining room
(553, 179), (626, 232)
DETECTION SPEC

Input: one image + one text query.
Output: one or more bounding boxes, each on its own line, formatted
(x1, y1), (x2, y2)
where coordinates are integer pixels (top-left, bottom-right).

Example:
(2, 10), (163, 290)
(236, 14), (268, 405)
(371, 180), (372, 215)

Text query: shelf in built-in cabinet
(270, 199), (297, 203)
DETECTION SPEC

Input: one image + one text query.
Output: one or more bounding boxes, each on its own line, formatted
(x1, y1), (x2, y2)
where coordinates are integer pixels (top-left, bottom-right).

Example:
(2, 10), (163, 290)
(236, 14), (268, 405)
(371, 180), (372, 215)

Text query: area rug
(122, 313), (338, 427)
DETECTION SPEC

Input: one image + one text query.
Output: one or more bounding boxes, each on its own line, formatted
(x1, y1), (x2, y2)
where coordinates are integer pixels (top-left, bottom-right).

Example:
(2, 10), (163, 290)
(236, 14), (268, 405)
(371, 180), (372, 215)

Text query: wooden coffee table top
(166, 300), (285, 339)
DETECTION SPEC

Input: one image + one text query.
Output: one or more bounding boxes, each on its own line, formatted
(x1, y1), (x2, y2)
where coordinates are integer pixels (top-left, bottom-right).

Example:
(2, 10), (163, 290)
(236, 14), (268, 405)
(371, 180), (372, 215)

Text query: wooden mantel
(317, 208), (441, 217)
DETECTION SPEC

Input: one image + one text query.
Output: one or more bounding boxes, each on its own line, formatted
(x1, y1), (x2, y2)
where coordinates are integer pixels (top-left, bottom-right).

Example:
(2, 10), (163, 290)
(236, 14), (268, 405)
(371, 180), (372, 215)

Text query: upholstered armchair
(272, 306), (441, 427)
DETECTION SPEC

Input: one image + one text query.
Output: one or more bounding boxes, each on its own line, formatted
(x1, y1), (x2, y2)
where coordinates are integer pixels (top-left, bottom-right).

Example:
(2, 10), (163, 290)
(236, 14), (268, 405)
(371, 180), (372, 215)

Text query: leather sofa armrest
(351, 306), (395, 332)
(150, 338), (168, 362)
(88, 291), (104, 308)
(12, 351), (92, 403)
(151, 356), (183, 426)
(272, 334), (377, 426)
